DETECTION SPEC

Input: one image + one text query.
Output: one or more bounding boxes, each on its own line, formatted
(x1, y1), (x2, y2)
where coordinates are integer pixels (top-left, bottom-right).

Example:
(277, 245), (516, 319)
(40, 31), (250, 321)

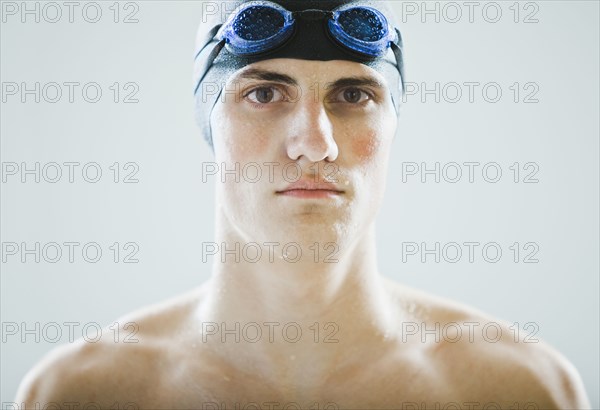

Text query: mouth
(275, 180), (345, 199)
(276, 189), (344, 199)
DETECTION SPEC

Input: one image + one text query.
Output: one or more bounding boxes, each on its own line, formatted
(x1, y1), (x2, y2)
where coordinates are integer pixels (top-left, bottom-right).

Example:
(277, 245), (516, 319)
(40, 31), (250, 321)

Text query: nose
(285, 101), (339, 164)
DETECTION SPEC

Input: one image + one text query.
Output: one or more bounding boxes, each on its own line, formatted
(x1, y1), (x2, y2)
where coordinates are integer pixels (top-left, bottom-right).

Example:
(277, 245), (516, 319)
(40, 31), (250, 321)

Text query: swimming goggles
(194, 0), (404, 94)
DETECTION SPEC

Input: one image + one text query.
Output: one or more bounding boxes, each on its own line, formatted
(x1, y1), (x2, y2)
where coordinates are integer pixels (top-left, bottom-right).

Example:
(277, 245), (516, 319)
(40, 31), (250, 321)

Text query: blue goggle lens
(337, 8), (386, 42)
(232, 6), (286, 41)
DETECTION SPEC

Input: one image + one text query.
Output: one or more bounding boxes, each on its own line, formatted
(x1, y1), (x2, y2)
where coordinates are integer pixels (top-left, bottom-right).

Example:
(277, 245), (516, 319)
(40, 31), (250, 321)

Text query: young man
(16, 0), (591, 408)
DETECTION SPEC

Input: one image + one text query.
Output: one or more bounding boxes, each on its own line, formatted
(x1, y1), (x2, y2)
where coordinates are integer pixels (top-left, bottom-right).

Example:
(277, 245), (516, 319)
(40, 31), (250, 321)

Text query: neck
(194, 209), (400, 389)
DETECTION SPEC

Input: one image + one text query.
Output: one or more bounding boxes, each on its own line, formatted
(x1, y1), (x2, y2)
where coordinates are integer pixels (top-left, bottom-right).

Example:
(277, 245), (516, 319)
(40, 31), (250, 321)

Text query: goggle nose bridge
(291, 9), (334, 21)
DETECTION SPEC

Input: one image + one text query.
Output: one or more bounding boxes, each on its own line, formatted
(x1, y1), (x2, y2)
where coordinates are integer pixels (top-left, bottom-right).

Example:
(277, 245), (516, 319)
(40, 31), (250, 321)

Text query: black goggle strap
(195, 24), (222, 60)
(391, 28), (405, 94)
(194, 39), (225, 95)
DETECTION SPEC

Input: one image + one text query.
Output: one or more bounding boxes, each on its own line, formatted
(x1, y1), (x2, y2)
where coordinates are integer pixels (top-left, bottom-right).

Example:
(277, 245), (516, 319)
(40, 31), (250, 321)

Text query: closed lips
(276, 180), (344, 193)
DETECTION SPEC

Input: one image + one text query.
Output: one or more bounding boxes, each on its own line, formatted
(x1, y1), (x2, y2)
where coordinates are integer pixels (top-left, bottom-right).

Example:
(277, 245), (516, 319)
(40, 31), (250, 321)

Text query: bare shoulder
(383, 278), (591, 408)
(15, 285), (209, 406)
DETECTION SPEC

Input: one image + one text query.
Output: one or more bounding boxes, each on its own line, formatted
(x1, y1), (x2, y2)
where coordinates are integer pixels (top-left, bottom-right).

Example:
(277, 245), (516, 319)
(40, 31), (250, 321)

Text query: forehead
(226, 58), (390, 87)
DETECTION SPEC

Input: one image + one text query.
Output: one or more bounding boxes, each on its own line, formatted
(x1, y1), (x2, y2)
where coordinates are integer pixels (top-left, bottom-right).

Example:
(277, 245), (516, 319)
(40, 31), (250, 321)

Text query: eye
(244, 86), (285, 104)
(333, 87), (373, 104)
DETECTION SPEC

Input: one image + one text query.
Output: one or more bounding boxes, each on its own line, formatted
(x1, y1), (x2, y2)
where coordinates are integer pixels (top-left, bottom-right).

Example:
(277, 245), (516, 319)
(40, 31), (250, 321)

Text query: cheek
(351, 129), (381, 162)
(346, 116), (393, 164)
(212, 103), (273, 161)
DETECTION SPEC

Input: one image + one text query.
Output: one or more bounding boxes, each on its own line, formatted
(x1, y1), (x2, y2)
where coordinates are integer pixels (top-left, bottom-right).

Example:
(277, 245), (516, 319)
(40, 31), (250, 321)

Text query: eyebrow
(233, 68), (386, 90)
(235, 68), (298, 86)
(324, 76), (385, 91)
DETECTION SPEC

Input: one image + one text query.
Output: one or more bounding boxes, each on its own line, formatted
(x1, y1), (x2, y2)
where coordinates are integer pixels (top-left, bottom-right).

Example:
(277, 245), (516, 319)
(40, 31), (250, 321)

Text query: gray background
(1, 0), (599, 406)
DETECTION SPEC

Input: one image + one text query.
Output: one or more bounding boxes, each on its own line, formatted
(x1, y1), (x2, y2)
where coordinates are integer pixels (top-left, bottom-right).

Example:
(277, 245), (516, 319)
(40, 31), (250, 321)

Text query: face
(210, 58), (398, 253)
